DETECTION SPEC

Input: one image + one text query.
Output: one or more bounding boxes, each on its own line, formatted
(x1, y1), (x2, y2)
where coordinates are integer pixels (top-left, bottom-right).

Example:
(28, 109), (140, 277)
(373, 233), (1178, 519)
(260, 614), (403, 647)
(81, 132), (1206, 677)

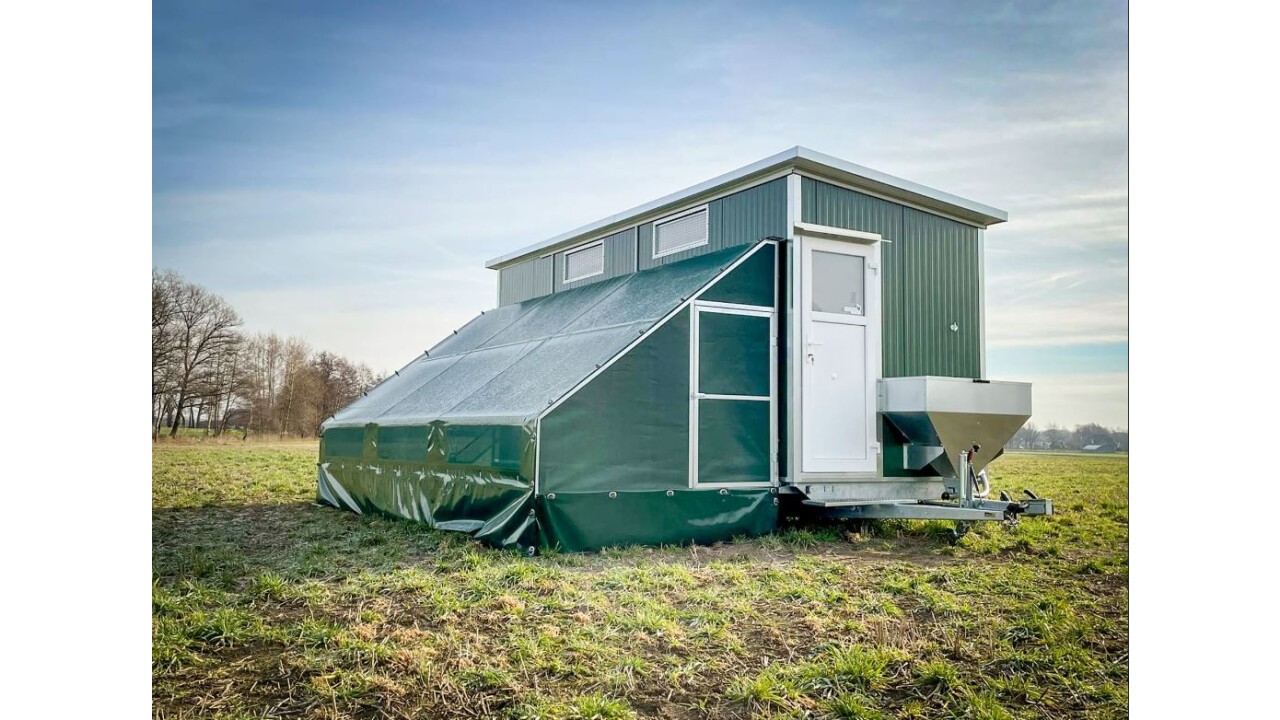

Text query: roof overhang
(486, 146), (1008, 270)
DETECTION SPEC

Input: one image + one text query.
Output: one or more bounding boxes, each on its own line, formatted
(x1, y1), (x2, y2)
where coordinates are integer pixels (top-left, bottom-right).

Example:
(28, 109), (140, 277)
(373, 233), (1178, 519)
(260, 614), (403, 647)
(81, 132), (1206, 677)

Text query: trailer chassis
(799, 447), (1053, 540)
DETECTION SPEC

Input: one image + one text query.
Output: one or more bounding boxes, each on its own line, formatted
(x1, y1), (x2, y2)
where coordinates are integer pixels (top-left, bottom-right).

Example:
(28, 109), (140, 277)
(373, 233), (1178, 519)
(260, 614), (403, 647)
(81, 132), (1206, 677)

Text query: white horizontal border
(793, 222), (885, 244)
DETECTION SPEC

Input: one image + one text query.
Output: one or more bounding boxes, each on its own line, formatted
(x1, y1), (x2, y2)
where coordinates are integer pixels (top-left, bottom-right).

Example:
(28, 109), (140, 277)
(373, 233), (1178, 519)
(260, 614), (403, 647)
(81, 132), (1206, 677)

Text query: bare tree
(164, 278), (242, 437)
(152, 269), (182, 438)
(309, 351), (378, 433)
(1040, 424), (1069, 450)
(155, 277), (382, 440)
(239, 333), (283, 437)
(1009, 422), (1041, 450)
(194, 331), (244, 436)
(277, 337), (315, 437)
(1071, 423), (1115, 450)
(213, 342), (243, 436)
(1111, 430), (1128, 451)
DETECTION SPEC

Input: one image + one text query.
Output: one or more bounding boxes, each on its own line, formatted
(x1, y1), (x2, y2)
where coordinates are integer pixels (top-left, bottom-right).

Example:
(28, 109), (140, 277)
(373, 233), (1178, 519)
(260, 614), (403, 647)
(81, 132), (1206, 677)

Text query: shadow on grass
(152, 500), (482, 588)
(153, 497), (986, 596)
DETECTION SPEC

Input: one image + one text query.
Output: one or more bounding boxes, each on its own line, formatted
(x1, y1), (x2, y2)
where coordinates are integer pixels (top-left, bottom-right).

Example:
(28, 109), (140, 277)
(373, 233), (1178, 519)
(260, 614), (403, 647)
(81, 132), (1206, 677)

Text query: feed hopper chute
(879, 377), (1032, 477)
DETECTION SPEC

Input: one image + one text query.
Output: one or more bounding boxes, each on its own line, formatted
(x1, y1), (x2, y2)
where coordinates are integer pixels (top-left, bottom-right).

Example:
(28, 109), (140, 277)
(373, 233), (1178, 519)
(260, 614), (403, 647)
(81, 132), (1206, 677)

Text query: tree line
(152, 269), (382, 439)
(1007, 422), (1128, 452)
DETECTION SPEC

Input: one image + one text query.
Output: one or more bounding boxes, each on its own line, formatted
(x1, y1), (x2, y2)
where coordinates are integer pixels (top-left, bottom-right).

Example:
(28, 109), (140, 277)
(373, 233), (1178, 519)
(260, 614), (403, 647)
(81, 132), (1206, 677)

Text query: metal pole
(958, 449), (973, 505)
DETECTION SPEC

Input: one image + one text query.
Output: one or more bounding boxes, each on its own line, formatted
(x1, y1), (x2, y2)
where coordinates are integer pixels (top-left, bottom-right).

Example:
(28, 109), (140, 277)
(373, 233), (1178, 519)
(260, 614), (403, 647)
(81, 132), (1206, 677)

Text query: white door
(801, 236), (880, 473)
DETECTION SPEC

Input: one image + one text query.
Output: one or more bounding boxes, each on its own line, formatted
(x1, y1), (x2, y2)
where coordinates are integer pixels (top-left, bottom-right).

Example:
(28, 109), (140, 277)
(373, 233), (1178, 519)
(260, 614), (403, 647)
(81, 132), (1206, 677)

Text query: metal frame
(534, 415), (542, 497)
(784, 173), (801, 484)
(804, 483), (1053, 523)
(801, 447), (1053, 522)
(652, 205), (710, 259)
(978, 228), (987, 378)
(562, 239), (605, 284)
(688, 301), (777, 489)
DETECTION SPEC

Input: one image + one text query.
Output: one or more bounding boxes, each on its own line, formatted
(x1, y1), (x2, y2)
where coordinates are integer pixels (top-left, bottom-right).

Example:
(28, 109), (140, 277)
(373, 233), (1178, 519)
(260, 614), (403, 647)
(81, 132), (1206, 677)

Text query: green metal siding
(499, 179), (786, 305)
(498, 256), (553, 306)
(801, 178), (982, 378)
(895, 208), (982, 377)
(637, 178), (787, 271)
(552, 228), (637, 293)
(802, 177), (902, 238)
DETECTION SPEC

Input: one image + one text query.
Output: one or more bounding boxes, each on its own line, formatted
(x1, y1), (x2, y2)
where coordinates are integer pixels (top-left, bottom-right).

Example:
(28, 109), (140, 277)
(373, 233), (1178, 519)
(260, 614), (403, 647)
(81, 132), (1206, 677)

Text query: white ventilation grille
(564, 242), (605, 282)
(654, 208), (708, 257)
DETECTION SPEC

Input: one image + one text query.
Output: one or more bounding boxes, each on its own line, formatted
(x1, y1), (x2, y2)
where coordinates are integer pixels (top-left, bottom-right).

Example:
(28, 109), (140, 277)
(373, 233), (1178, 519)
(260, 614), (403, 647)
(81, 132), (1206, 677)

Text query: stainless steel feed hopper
(879, 376), (1031, 477)
(800, 376), (1052, 535)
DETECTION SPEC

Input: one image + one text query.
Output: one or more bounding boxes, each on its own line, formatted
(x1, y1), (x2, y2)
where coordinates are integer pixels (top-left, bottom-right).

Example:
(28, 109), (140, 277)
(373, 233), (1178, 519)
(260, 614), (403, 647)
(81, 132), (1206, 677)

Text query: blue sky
(153, 0), (1128, 429)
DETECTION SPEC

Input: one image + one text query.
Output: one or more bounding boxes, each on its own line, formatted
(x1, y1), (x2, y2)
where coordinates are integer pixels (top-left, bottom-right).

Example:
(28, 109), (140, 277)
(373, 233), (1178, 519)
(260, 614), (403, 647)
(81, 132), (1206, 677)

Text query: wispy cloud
(999, 372), (1129, 429)
(988, 301), (1128, 348)
(153, 0), (1128, 426)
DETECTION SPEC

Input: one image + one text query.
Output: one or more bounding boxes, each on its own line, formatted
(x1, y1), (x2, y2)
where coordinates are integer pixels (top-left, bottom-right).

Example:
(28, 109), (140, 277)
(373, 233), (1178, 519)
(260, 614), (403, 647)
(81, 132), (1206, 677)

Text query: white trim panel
(793, 222), (886, 244)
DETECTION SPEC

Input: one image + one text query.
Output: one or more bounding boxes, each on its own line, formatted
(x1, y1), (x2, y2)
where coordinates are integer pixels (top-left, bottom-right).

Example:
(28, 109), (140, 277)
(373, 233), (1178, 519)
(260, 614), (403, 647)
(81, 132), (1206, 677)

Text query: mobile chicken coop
(318, 147), (1051, 552)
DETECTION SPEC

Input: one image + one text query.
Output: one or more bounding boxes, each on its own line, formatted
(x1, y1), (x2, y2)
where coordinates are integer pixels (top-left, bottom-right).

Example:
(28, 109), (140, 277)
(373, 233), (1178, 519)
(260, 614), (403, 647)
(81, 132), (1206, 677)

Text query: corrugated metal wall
(552, 228), (638, 293)
(638, 177), (787, 271)
(801, 177), (982, 378)
(498, 256), (554, 306)
(497, 177), (787, 305)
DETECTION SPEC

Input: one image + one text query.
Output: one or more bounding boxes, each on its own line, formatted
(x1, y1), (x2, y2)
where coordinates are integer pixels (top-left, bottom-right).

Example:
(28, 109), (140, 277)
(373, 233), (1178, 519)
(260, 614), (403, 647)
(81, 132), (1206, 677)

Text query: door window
(811, 251), (865, 315)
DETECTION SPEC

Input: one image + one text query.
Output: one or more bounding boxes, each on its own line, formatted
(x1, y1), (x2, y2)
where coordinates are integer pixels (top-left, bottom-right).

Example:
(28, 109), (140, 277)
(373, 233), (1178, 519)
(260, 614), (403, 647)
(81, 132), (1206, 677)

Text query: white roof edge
(486, 146), (1007, 269)
(790, 147), (1009, 225)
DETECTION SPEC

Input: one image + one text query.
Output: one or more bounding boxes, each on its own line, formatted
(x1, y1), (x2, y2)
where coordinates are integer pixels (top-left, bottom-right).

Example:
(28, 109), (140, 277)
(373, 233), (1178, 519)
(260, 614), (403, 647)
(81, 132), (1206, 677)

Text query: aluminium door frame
(688, 300), (778, 489)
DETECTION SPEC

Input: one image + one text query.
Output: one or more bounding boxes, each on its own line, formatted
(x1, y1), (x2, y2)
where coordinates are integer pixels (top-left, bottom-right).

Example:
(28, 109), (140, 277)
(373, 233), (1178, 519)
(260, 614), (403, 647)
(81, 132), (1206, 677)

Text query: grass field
(153, 443), (1128, 719)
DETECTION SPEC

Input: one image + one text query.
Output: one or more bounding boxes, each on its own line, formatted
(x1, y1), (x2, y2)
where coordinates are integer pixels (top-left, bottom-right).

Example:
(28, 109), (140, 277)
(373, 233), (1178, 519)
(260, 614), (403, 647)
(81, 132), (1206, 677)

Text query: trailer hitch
(996, 489), (1051, 527)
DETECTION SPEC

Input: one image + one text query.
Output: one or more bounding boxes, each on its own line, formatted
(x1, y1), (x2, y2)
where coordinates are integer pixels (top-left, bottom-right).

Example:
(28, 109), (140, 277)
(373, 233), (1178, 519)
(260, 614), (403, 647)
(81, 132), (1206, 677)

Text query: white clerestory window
(564, 242), (605, 283)
(653, 207), (708, 258)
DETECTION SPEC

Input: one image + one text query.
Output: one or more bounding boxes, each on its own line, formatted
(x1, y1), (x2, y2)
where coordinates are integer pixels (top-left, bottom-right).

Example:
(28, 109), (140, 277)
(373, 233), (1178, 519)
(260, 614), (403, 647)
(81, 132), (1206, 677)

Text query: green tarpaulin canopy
(319, 241), (780, 551)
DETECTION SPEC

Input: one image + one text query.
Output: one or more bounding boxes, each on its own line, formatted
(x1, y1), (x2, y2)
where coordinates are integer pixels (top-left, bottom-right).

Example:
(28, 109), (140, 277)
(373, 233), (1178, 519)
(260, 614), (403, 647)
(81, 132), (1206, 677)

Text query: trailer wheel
(949, 521), (974, 545)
